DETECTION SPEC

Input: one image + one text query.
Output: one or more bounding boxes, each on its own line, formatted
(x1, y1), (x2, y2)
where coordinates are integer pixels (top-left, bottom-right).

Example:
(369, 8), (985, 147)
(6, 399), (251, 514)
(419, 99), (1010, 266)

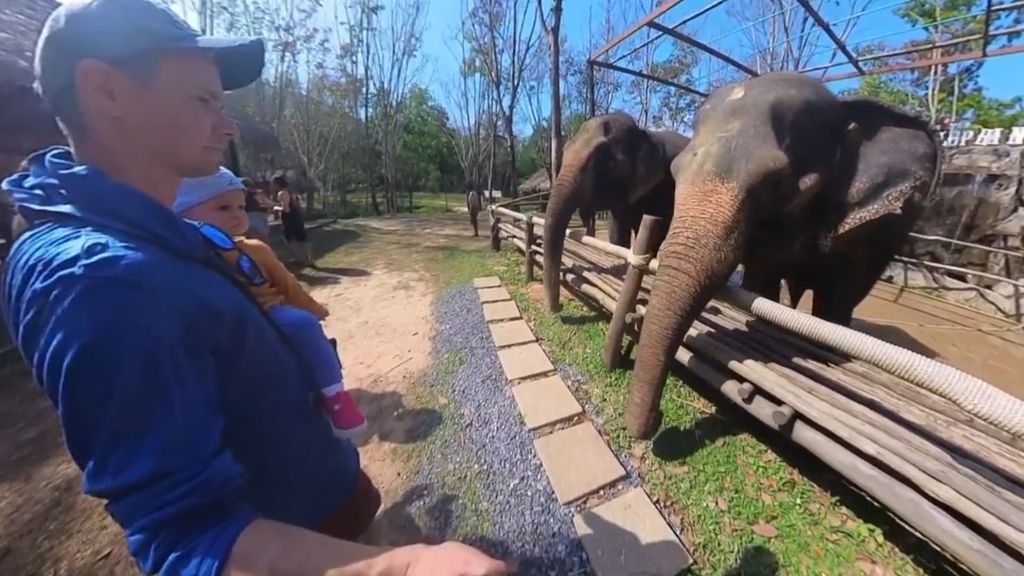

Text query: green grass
(310, 190), (461, 220)
(488, 247), (957, 576)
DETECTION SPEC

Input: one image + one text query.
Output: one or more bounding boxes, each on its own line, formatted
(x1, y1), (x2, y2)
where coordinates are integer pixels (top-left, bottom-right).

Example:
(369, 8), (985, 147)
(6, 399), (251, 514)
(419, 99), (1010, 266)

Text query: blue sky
(416, 0), (1022, 109)
(153, 0), (1021, 119)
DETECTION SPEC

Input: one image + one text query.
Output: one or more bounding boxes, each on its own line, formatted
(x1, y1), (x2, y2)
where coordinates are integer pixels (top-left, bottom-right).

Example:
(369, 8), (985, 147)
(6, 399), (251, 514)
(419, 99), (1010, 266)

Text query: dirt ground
(792, 282), (1024, 398)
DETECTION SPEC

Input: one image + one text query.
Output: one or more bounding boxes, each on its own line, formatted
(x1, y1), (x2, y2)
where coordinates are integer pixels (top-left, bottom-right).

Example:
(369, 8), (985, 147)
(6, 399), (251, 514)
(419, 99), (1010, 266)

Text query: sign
(939, 126), (1024, 147)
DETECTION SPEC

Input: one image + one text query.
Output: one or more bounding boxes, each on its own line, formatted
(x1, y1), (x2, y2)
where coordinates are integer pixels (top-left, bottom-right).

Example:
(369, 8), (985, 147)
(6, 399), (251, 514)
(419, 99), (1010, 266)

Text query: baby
(174, 167), (367, 439)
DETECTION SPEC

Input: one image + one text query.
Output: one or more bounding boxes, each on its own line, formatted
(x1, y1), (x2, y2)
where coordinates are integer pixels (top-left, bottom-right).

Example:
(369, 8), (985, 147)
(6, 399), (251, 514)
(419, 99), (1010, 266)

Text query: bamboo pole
(604, 215), (661, 369)
(692, 316), (1024, 553)
(670, 343), (1024, 576)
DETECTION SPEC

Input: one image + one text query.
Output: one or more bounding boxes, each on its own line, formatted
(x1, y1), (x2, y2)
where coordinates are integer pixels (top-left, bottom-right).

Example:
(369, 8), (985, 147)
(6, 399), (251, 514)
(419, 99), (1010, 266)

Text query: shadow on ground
(850, 319), (939, 358)
(349, 388), (442, 447)
(367, 485), (780, 575)
(651, 353), (971, 576)
(293, 266), (373, 287)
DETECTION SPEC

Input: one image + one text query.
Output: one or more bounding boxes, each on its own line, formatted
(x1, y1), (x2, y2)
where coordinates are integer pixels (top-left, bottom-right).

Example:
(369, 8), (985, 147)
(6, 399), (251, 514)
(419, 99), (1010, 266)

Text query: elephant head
(624, 71), (941, 438)
(543, 112), (689, 312)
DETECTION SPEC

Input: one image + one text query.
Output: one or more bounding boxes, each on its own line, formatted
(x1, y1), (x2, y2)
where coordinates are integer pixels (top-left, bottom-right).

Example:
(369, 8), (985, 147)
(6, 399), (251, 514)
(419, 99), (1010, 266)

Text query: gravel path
(413, 284), (592, 575)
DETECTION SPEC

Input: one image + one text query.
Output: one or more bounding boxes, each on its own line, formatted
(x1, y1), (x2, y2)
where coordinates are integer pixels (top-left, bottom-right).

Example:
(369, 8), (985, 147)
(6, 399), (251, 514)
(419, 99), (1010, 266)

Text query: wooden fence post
(603, 215), (661, 369)
(490, 216), (502, 251)
(524, 215), (536, 281)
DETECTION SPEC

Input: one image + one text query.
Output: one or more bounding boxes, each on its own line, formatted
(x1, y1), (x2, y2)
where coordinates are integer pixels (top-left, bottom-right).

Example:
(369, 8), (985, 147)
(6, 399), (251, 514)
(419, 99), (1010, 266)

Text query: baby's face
(183, 189), (249, 237)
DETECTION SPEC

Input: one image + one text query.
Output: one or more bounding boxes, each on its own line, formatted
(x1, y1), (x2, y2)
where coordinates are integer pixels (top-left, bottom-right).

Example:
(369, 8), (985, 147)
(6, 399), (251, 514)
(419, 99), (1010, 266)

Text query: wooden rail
(489, 204), (1024, 576)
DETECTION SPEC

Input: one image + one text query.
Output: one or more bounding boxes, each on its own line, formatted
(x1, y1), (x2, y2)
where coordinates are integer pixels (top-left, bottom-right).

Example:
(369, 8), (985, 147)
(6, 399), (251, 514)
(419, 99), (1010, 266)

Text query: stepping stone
(477, 286), (512, 303)
(497, 343), (554, 381)
(473, 276), (501, 288)
(489, 319), (536, 347)
(574, 488), (692, 576)
(482, 301), (521, 322)
(512, 375), (583, 430)
(534, 422), (625, 504)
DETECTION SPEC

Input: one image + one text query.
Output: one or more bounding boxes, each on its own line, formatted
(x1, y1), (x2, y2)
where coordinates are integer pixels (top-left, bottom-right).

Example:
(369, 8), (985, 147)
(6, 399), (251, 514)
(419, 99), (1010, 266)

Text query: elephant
(542, 112), (691, 312)
(624, 71), (942, 439)
(467, 188), (483, 237)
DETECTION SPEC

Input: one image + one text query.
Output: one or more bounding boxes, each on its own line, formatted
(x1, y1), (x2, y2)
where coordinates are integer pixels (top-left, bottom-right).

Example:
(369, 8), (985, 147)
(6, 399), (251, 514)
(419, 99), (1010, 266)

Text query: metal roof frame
(585, 0), (1024, 113)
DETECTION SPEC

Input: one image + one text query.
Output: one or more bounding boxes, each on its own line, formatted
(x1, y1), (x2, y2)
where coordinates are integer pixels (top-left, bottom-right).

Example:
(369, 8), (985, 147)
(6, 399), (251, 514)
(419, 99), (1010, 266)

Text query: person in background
(1, 0), (512, 574)
(241, 176), (273, 243)
(274, 173), (313, 266)
(174, 167), (368, 439)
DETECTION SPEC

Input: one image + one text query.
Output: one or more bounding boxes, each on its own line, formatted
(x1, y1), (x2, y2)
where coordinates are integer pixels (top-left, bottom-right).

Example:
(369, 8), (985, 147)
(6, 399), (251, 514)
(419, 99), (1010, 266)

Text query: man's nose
(219, 113), (240, 140)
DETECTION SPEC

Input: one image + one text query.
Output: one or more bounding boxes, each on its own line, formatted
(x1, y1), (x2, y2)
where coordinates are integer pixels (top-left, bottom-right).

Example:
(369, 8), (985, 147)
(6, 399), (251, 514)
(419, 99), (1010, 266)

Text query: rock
(905, 144), (1023, 281)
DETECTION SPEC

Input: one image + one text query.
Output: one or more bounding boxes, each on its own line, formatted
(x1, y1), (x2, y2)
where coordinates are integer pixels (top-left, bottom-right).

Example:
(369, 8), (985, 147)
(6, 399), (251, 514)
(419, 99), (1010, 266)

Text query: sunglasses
(191, 221), (268, 287)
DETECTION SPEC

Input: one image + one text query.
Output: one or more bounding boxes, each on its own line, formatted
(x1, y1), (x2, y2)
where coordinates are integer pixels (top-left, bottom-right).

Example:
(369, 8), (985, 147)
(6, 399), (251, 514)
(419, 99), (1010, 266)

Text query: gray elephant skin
(542, 112), (691, 312)
(625, 71), (942, 438)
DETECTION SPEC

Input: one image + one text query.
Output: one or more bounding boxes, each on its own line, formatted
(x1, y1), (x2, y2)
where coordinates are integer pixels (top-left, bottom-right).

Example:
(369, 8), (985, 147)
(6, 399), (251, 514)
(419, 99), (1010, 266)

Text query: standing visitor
(1, 0), (512, 574)
(274, 173), (312, 266)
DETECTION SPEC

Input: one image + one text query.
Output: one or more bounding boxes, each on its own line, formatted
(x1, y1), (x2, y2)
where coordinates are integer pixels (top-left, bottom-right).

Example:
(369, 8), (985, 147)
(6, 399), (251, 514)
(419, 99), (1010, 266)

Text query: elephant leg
(579, 207), (596, 237)
(470, 210), (479, 236)
(740, 260), (782, 302)
(816, 215), (911, 326)
(608, 211), (633, 249)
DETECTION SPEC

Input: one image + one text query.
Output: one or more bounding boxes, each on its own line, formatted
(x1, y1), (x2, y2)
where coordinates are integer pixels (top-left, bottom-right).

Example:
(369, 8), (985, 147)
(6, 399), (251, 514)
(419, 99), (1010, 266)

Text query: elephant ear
(833, 97), (942, 237)
(625, 129), (684, 204)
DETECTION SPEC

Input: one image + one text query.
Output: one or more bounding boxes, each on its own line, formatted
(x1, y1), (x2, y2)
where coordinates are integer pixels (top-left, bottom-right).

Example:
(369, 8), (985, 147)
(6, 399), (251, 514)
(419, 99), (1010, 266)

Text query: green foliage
(852, 0), (1023, 127)
(397, 87), (461, 191)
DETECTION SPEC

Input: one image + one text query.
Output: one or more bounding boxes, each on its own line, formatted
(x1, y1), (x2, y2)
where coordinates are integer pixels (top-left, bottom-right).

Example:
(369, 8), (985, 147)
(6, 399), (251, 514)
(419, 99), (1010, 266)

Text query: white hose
(721, 286), (1024, 438)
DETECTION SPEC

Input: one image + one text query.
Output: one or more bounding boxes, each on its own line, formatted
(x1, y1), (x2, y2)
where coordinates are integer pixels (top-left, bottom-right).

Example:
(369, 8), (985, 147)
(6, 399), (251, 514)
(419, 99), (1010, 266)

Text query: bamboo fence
(488, 204), (1024, 576)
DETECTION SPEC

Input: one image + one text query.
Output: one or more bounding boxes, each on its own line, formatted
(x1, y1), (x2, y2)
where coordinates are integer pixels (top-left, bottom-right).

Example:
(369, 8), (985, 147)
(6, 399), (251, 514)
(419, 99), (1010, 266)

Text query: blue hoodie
(2, 148), (360, 575)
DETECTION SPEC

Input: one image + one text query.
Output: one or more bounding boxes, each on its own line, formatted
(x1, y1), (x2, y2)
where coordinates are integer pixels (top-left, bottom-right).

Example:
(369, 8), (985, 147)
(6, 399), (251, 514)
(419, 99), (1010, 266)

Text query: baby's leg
(266, 305), (366, 438)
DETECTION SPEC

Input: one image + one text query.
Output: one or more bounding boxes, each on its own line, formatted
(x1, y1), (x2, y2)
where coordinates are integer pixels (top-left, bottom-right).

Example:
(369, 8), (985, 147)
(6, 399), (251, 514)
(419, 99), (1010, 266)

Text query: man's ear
(74, 59), (129, 122)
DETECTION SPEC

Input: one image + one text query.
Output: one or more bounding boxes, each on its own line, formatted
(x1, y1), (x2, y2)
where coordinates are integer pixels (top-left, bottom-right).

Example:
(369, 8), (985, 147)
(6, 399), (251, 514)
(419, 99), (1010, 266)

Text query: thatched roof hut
(518, 169), (552, 195)
(1, 0), (63, 177)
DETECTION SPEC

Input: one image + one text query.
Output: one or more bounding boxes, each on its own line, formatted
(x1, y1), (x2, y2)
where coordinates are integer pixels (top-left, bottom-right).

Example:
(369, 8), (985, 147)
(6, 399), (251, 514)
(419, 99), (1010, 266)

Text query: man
(466, 185), (483, 237)
(1, 1), (511, 575)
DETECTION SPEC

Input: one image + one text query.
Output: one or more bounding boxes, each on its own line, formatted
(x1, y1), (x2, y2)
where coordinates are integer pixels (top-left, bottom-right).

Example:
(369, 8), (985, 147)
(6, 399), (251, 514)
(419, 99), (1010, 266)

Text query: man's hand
(402, 542), (514, 576)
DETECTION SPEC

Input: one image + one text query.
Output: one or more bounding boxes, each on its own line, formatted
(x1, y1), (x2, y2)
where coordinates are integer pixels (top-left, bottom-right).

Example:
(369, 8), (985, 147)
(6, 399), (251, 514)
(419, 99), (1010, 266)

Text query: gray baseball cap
(34, 0), (266, 103)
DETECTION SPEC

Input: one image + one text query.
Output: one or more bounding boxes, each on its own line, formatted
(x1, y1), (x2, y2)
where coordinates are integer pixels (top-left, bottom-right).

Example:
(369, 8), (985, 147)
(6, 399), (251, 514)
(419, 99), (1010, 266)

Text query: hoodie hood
(3, 146), (206, 255)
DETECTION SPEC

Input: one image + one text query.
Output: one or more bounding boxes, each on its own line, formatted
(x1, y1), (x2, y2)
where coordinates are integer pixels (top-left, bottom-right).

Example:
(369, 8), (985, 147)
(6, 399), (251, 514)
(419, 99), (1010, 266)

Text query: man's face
(117, 51), (238, 177)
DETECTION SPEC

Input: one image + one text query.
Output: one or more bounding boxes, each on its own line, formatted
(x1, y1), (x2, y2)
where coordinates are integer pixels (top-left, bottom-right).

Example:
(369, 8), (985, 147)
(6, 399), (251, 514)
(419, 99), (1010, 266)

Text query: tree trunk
(505, 112), (517, 198)
(549, 0), (563, 178)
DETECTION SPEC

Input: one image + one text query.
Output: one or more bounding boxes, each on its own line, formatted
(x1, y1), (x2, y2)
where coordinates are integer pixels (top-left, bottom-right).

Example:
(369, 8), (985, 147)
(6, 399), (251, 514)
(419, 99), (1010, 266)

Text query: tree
(727, 0), (876, 74)
(855, 0), (1023, 126)
(467, 0), (543, 197)
(365, 0), (427, 214)
(445, 2), (495, 193)
(396, 87), (459, 203)
(535, 0), (563, 178)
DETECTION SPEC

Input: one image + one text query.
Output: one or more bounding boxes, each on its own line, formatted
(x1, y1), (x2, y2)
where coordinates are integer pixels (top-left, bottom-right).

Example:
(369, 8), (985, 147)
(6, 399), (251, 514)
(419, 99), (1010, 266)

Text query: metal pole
(586, 62), (596, 118)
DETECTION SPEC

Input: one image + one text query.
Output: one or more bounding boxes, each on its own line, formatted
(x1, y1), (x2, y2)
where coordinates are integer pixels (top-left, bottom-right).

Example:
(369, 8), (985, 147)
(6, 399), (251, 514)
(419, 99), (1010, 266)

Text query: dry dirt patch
(316, 267), (437, 540)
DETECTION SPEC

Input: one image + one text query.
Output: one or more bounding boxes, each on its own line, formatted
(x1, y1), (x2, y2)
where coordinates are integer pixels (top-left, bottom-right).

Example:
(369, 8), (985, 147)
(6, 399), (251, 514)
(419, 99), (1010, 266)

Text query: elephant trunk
(542, 159), (587, 312)
(624, 177), (746, 438)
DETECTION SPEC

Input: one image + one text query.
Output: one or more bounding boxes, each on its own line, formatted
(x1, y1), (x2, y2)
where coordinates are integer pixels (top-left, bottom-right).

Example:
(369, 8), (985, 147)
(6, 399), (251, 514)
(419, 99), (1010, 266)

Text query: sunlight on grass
(488, 247), (949, 576)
